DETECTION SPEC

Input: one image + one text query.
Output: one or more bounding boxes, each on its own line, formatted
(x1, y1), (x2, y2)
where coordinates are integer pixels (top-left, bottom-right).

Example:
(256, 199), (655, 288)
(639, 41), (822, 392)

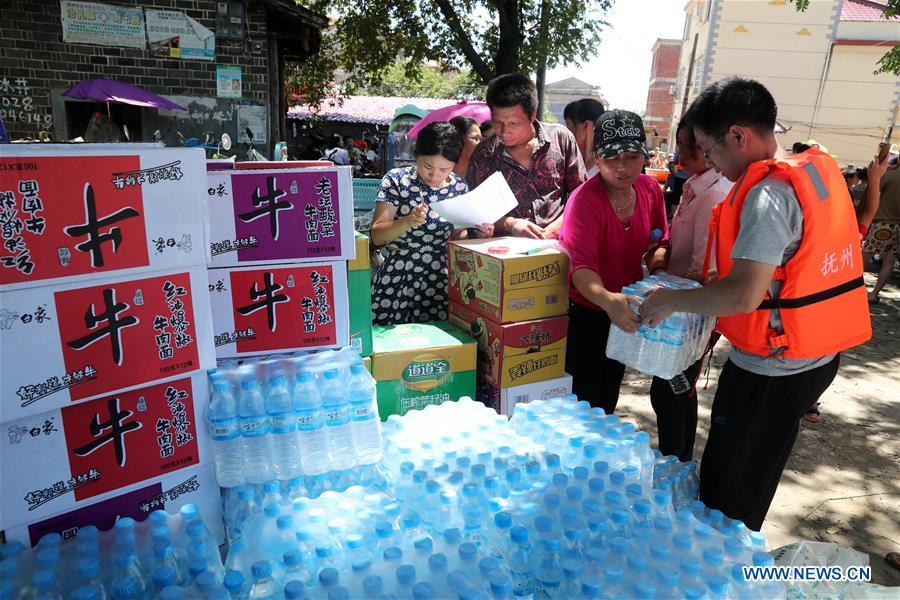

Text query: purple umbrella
(407, 101), (491, 139)
(62, 78), (185, 112)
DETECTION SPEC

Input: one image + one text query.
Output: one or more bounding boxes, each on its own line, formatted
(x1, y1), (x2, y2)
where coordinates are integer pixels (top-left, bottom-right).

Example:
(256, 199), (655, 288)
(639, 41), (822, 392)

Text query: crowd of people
(362, 71), (894, 533)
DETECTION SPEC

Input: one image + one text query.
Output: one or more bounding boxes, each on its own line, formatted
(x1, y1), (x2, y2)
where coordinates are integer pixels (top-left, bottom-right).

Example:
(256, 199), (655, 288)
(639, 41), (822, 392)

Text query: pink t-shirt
(559, 173), (669, 309)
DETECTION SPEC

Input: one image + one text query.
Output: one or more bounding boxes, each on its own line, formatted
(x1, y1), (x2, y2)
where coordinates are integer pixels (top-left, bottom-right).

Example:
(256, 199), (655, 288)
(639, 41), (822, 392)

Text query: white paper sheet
(431, 171), (518, 228)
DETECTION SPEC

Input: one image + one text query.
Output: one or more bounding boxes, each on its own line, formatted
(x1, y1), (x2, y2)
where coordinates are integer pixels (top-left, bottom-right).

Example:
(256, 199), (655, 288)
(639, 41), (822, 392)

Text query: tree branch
(432, 0), (495, 82)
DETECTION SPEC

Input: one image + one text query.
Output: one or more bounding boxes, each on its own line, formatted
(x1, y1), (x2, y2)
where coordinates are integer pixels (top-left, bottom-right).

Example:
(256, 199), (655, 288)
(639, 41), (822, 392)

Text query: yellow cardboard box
(448, 237), (569, 323)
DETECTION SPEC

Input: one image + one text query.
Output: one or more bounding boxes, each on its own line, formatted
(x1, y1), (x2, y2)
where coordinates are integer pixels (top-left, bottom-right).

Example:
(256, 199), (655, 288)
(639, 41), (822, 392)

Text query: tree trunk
(494, 0), (523, 77)
(535, 0), (551, 119)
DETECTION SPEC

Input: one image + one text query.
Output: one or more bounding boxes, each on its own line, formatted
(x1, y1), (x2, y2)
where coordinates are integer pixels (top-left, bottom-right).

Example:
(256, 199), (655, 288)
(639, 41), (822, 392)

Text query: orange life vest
(701, 148), (871, 358)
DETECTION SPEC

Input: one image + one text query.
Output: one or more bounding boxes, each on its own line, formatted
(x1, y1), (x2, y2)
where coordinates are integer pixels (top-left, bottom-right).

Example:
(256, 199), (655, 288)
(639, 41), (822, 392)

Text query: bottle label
(296, 408), (324, 431)
(270, 413), (296, 434)
(325, 406), (350, 427)
(351, 402), (375, 422)
(210, 417), (240, 441)
(241, 415), (269, 438)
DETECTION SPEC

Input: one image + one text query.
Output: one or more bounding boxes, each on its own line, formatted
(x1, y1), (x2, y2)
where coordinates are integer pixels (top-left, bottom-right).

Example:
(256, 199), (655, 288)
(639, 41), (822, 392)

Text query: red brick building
(644, 38), (682, 142)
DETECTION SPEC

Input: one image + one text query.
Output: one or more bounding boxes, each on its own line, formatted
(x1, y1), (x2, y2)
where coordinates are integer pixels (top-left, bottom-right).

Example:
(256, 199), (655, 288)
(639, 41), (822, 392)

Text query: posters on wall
(237, 105), (267, 144)
(216, 66), (242, 99)
(146, 9), (216, 61)
(60, 0), (146, 49)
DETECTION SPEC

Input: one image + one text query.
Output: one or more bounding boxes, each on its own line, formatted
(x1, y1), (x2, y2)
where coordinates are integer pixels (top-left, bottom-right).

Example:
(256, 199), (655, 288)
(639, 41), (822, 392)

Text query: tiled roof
(287, 95), (460, 125)
(840, 0), (897, 22)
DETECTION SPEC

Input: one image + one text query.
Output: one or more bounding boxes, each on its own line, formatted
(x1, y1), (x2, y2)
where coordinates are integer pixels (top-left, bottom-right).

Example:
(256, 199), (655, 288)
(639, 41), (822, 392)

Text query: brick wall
(0, 0), (271, 141)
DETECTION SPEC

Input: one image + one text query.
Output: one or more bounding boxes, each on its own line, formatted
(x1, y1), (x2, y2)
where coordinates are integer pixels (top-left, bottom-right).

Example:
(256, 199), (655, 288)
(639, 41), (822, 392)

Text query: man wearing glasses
(641, 77), (871, 531)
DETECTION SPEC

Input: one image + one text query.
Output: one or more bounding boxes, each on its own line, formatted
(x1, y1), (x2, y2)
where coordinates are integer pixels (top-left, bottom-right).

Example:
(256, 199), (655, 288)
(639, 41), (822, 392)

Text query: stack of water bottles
(0, 505), (226, 600)
(376, 396), (785, 599)
(605, 272), (716, 381)
(206, 349), (383, 508)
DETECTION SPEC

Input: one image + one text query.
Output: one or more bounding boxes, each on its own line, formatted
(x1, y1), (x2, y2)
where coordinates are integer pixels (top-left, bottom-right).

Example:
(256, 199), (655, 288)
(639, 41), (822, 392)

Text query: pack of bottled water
(606, 272), (717, 380)
(206, 348), (383, 493)
(0, 504), (226, 600)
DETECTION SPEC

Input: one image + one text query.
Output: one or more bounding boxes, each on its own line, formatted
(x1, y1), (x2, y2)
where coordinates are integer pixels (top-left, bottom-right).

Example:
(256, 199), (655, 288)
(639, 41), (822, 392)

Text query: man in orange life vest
(641, 77), (871, 531)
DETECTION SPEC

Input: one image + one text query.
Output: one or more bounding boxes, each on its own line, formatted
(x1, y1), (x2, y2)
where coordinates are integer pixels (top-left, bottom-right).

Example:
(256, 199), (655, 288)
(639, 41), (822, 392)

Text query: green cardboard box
(348, 233), (374, 357)
(372, 321), (477, 419)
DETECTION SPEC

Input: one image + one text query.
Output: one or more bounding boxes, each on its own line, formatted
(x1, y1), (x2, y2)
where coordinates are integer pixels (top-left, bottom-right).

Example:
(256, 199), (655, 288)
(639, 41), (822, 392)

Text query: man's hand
(404, 204), (428, 229)
(474, 223), (495, 238)
(640, 288), (676, 327)
(510, 218), (546, 239)
(606, 293), (643, 333)
(868, 151), (890, 181)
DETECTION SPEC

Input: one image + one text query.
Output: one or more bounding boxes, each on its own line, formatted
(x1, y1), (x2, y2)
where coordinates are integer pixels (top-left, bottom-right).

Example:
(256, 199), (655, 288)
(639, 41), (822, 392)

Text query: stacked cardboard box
(0, 146), (221, 546)
(448, 237), (573, 416)
(348, 232), (374, 358)
(371, 321), (477, 419)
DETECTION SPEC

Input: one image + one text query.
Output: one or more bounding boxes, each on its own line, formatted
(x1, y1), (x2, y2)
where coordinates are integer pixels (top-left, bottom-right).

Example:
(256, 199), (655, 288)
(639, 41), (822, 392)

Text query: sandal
(886, 552), (900, 572)
(803, 402), (821, 423)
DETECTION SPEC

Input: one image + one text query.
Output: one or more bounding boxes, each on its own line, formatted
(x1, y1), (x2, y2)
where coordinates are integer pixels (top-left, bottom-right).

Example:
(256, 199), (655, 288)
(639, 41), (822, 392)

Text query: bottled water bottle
(238, 374), (276, 484)
(249, 561), (280, 599)
(266, 372), (303, 480)
(506, 526), (534, 598)
(293, 371), (331, 476)
(320, 369), (355, 471)
(347, 363), (382, 465)
(208, 375), (244, 487)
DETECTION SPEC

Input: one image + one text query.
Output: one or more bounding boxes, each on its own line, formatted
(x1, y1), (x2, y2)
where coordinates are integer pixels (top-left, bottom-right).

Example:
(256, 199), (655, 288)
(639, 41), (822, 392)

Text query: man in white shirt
(323, 134), (349, 165)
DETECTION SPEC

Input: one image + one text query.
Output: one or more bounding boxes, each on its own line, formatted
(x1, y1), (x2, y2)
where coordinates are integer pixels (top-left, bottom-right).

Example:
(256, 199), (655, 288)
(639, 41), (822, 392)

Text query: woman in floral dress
(371, 122), (494, 325)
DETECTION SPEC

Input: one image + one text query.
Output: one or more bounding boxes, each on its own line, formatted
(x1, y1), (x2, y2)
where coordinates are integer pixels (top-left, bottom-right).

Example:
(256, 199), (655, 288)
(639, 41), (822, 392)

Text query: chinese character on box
(207, 262), (348, 358)
(0, 147), (207, 291)
(0, 266), (215, 422)
(205, 167), (355, 268)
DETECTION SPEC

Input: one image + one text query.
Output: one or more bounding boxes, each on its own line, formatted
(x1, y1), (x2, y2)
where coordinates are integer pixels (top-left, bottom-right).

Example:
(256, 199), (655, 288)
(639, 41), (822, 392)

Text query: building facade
(0, 0), (324, 152)
(670, 0), (899, 165)
(645, 38), (682, 141)
(544, 77), (607, 124)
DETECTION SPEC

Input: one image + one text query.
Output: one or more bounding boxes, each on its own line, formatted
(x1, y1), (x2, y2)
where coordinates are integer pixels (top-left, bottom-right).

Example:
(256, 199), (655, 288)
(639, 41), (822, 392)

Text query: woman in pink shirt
(649, 118), (731, 461)
(559, 110), (669, 414)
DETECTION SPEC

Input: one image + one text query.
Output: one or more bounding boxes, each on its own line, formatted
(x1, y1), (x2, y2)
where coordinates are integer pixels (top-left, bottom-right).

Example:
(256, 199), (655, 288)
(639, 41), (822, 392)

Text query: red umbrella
(407, 101), (491, 139)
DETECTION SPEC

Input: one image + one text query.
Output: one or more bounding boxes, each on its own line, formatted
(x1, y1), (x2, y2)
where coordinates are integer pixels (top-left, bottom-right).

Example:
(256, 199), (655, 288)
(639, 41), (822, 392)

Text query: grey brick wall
(0, 0), (271, 140)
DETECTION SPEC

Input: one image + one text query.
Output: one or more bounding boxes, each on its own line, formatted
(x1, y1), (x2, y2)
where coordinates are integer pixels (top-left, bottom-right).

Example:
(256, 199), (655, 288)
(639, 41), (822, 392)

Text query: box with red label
(0, 146), (208, 292)
(208, 262), (349, 358)
(448, 300), (568, 388)
(0, 266), (215, 422)
(0, 374), (211, 531)
(1, 464), (223, 548)
(477, 373), (573, 417)
(205, 166), (355, 268)
(448, 237), (569, 324)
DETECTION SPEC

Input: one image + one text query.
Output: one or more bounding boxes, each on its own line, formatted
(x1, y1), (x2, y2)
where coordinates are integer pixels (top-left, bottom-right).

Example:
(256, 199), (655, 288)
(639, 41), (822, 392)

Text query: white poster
(237, 105), (267, 144)
(60, 0), (146, 49)
(146, 9), (215, 61)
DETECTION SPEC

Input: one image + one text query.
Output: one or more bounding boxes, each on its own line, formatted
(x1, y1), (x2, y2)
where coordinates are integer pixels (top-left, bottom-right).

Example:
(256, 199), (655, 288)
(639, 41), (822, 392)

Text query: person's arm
(647, 179), (670, 273)
(563, 130), (588, 195)
(572, 269), (642, 333)
(371, 202), (426, 246)
(687, 190), (727, 281)
(859, 153), (889, 230)
(639, 258), (776, 326)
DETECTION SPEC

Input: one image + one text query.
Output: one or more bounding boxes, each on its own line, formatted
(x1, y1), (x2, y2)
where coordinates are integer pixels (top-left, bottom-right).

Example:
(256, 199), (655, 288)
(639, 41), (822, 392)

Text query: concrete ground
(614, 272), (900, 588)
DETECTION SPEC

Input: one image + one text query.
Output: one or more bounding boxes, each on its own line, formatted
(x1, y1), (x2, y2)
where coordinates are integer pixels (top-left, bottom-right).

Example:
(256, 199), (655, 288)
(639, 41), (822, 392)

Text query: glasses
(702, 133), (727, 161)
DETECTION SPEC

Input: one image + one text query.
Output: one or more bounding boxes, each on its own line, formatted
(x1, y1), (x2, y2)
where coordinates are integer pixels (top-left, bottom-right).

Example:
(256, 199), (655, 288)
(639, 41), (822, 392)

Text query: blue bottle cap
(284, 580), (308, 600)
(657, 569), (680, 589)
(707, 575), (729, 596)
(283, 549), (303, 568)
(541, 536), (562, 553)
(580, 576), (602, 598)
(401, 512), (421, 529)
(319, 567), (340, 587)
(383, 546), (402, 561)
(251, 560), (272, 579)
(593, 460), (609, 475)
(561, 559), (583, 579)
(573, 466), (589, 481)
(753, 551), (774, 567)
(566, 486), (583, 502)
(609, 471), (625, 485)
(494, 511), (512, 528)
(627, 554), (647, 572)
(443, 528), (462, 544)
(412, 582), (437, 600)
(545, 453), (561, 469)
(328, 586), (350, 600)
(375, 522), (393, 539)
(633, 581), (656, 600)
(72, 586), (100, 600)
(396, 564), (416, 585)
(534, 515), (553, 533)
(490, 573), (512, 596)
(479, 556), (500, 576)
(316, 545), (334, 558)
(610, 537), (629, 554)
(552, 473), (568, 487)
(543, 493), (561, 509)
(703, 547), (724, 567)
(363, 575), (384, 597)
(428, 553), (448, 572)
(77, 557), (100, 579)
(223, 570), (245, 592)
(510, 525), (529, 544)
(458, 542), (478, 560)
(680, 558), (702, 578)
(195, 572), (217, 592)
(188, 557), (208, 577)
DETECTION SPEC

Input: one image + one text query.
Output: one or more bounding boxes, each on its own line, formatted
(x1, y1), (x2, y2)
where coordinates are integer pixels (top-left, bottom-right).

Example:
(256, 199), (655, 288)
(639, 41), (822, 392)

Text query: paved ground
(614, 272), (900, 587)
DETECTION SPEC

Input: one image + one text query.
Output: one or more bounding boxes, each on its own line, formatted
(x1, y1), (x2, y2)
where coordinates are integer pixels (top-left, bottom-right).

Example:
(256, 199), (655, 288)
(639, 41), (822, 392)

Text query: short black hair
(480, 121), (493, 134)
(449, 116), (478, 137)
(486, 73), (538, 116)
(329, 133), (342, 147)
(564, 98), (606, 125)
(675, 115), (699, 158)
(792, 142), (811, 154)
(686, 77), (777, 137)
(414, 121), (463, 162)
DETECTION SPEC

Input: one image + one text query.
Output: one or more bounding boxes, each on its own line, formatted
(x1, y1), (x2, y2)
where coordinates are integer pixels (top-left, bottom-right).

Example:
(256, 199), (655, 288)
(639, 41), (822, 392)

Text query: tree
(358, 60), (484, 99)
(790, 0), (899, 75)
(289, 0), (612, 108)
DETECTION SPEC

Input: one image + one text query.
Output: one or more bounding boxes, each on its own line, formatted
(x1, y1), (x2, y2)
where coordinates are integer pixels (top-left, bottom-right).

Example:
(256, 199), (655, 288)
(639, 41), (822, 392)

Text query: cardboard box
(0, 147), (208, 292)
(0, 374), (211, 531)
(0, 266), (215, 422)
(448, 301), (568, 388)
(363, 356), (371, 374)
(448, 237), (569, 323)
(1, 464), (224, 548)
(208, 262), (349, 359)
(477, 373), (573, 417)
(372, 322), (477, 419)
(205, 166), (355, 268)
(348, 233), (373, 357)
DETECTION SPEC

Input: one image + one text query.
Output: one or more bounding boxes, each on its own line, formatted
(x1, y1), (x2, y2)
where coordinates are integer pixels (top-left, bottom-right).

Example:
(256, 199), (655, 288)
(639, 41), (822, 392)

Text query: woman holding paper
(371, 122), (494, 325)
(559, 110), (669, 414)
